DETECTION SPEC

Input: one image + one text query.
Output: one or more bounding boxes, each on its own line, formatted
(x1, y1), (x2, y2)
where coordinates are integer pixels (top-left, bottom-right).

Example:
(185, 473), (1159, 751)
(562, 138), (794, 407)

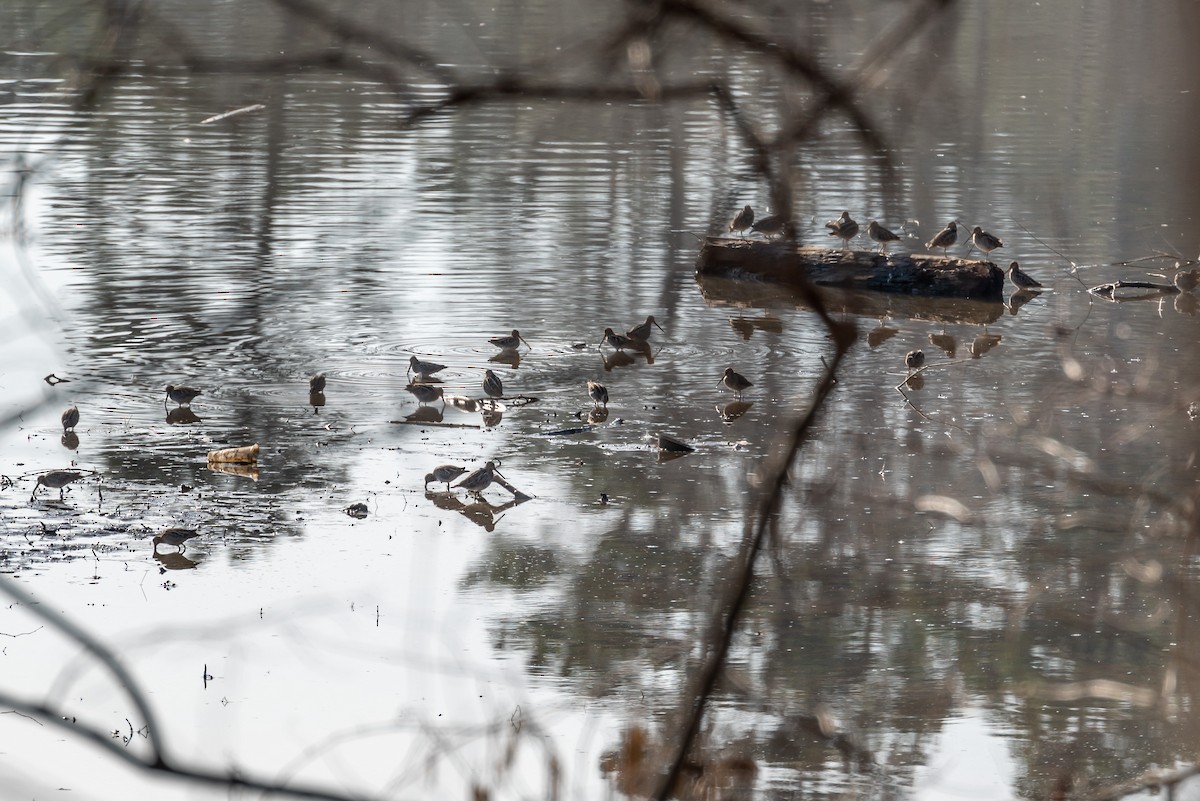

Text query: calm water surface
(2, 1), (1200, 799)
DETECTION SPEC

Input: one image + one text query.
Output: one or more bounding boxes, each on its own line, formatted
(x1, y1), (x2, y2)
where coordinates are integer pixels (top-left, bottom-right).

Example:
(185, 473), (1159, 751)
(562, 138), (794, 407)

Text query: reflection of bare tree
(8, 0), (1200, 800)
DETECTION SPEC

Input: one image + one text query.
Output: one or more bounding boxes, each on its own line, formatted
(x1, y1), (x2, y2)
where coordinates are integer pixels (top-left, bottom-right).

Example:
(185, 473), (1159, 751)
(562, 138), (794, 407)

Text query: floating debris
(208, 443), (260, 464)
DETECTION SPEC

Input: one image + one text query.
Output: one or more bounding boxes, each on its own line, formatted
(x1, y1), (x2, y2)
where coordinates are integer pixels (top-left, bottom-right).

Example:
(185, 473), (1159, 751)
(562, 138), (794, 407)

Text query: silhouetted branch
(0, 577), (373, 801)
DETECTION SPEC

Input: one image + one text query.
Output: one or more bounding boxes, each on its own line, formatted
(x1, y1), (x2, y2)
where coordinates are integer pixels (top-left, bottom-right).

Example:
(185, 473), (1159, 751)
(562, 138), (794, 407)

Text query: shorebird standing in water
(719, 367), (753, 398)
(1007, 261), (1043, 289)
(587, 379), (609, 408)
(406, 383), (444, 405)
(626, 315), (665, 343)
(165, 384), (202, 407)
(905, 350), (926, 372)
(489, 330), (530, 350)
(867, 221), (901, 254)
(970, 226), (1004, 258)
(455, 461), (504, 495)
(601, 327), (636, 351)
(825, 211), (859, 248)
(425, 464), (468, 491)
(483, 369), (504, 399)
(309, 373), (327, 393)
(408, 356), (446, 379)
(32, 469), (84, 501)
(925, 221), (958, 256)
(729, 205), (754, 236)
(61, 405), (79, 432)
(153, 527), (200, 552)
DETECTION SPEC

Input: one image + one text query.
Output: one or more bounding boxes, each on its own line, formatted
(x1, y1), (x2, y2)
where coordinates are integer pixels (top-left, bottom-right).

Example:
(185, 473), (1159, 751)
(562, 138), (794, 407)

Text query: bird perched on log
(867, 221), (901, 254)
(925, 221), (958, 256)
(825, 211), (859, 248)
(729, 205), (754, 236)
(970, 226), (1004, 258)
(1007, 261), (1043, 289)
(751, 215), (791, 238)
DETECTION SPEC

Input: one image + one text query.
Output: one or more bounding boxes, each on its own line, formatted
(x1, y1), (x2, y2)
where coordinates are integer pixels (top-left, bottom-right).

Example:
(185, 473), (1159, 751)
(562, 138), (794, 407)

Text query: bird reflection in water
(602, 349), (637, 372)
(61, 431), (80, 451)
(588, 406), (609, 424)
(903, 372), (925, 391)
(928, 329), (957, 358)
(166, 407), (202, 425)
(405, 405), (444, 424)
(154, 550), (198, 571)
(423, 490), (529, 532)
(488, 349), (521, 369)
(1006, 289), (1040, 315)
(970, 331), (1003, 359)
(719, 399), (753, 422)
(309, 390), (326, 413)
(729, 315), (784, 341)
(866, 320), (899, 348)
(1175, 292), (1199, 316)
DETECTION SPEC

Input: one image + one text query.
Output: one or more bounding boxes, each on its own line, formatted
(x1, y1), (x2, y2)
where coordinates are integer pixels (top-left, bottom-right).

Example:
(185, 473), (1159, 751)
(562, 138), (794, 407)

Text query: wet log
(207, 443), (260, 464)
(696, 237), (1006, 301)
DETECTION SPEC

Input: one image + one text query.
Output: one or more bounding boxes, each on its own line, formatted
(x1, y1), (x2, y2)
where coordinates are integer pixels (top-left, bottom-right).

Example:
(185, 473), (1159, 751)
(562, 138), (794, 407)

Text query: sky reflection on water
(3, 1), (1200, 799)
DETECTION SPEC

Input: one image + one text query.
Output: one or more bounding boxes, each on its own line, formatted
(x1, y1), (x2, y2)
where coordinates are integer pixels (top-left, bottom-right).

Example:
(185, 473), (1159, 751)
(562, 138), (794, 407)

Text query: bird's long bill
(519, 334), (531, 349)
(492, 466), (506, 480)
(653, 320), (665, 332)
(716, 377), (724, 388)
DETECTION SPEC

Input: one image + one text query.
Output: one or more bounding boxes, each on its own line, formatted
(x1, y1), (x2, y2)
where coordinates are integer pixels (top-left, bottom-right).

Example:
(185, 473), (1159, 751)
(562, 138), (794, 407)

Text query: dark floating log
(696, 237), (1006, 301)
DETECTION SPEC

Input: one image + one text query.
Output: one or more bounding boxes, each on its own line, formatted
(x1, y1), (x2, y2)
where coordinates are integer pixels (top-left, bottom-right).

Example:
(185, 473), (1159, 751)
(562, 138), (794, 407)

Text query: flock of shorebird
(729, 207), (1047, 292)
(729, 208), (1055, 375)
(415, 316), (693, 499)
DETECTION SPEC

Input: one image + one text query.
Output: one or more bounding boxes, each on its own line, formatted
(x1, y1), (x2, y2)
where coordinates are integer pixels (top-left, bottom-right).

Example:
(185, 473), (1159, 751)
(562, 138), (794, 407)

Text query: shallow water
(3, 1), (1200, 799)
